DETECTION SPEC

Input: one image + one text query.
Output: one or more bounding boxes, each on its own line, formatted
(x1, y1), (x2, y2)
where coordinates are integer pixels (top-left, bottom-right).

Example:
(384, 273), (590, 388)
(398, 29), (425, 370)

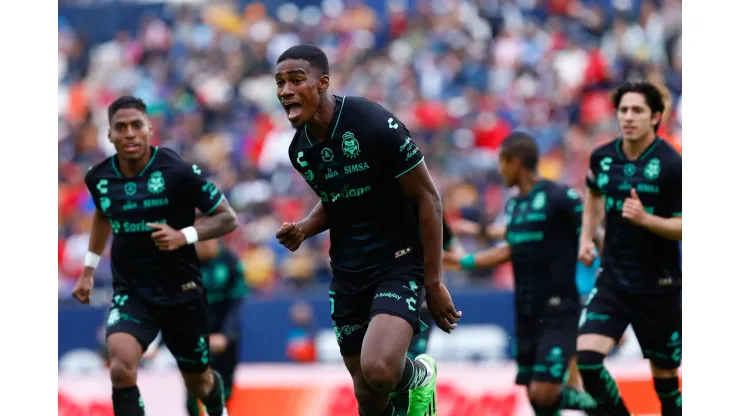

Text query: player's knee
(360, 356), (401, 392)
(650, 362), (679, 379)
(109, 358), (138, 387)
(528, 383), (561, 407)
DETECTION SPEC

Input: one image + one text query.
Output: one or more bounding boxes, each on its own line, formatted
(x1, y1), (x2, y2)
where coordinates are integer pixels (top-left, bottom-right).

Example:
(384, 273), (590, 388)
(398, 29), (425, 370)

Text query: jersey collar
(303, 95), (346, 147)
(111, 146), (159, 177)
(615, 137), (662, 161)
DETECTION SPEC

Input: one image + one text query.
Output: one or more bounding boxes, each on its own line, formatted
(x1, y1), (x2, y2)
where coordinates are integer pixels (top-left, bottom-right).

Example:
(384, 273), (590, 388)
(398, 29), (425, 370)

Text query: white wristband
(181, 226), (199, 245)
(84, 252), (101, 269)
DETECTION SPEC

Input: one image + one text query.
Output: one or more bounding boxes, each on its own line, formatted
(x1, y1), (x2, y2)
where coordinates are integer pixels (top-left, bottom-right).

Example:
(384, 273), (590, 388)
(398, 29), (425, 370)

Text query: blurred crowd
(58, 0), (682, 303)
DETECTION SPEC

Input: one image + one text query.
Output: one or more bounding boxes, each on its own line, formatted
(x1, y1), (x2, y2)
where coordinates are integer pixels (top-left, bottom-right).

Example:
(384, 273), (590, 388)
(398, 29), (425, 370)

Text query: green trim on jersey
(395, 156), (424, 179)
(303, 96), (346, 146)
(110, 146), (160, 177)
(205, 194), (225, 215)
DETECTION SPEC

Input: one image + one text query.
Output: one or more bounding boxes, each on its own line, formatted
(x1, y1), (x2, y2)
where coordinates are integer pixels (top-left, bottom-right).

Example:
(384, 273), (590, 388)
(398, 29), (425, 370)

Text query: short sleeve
(182, 163), (226, 215)
(665, 157), (682, 217)
(585, 151), (602, 194)
(375, 116), (425, 179)
(554, 187), (584, 234)
(84, 169), (108, 214)
(442, 218), (454, 250)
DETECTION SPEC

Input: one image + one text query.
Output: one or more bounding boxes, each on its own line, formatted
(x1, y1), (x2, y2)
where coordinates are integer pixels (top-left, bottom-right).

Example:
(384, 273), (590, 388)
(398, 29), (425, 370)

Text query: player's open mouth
(284, 103), (302, 122)
(123, 144), (141, 153)
(622, 126), (635, 134)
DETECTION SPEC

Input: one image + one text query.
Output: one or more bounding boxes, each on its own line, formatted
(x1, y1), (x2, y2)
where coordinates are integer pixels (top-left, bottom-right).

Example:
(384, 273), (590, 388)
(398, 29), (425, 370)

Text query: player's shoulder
(155, 146), (200, 173)
(654, 138), (682, 162)
(342, 96), (399, 129)
(544, 180), (580, 200)
(589, 138), (619, 159)
(84, 156), (115, 184)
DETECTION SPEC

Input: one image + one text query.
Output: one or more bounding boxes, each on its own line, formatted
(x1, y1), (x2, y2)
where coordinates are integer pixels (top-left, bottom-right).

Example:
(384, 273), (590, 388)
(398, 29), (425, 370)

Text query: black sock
(200, 370), (225, 416)
(393, 356), (429, 393)
(389, 391), (409, 416)
(654, 377), (682, 416)
(530, 386), (597, 416)
(112, 386), (145, 416)
(577, 350), (631, 416)
(186, 393), (201, 416)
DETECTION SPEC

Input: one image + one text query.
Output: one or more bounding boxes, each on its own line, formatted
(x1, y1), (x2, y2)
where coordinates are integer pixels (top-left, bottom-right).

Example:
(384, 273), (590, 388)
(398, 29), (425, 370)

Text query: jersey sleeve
(555, 187), (584, 234)
(181, 163), (226, 215)
(442, 217), (455, 251)
(84, 168), (107, 214)
(585, 151), (602, 194)
(375, 116), (425, 179)
(664, 157), (682, 217)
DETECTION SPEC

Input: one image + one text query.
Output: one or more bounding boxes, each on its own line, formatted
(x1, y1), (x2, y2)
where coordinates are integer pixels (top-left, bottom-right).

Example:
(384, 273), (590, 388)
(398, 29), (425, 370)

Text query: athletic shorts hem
(370, 308), (419, 334)
(105, 329), (150, 354)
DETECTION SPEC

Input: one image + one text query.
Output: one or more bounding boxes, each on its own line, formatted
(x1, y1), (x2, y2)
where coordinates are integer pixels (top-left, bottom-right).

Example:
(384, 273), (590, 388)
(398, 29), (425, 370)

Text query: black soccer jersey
(200, 250), (247, 337)
(585, 138), (682, 293)
(505, 180), (582, 317)
(84, 146), (226, 305)
(288, 95), (426, 292)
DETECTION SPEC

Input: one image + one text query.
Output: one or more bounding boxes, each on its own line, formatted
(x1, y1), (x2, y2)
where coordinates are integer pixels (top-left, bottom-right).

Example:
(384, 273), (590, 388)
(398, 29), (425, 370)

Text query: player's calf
(577, 348), (630, 416)
(183, 369), (227, 416)
(651, 364), (682, 416)
(528, 382), (598, 416)
(108, 333), (146, 416)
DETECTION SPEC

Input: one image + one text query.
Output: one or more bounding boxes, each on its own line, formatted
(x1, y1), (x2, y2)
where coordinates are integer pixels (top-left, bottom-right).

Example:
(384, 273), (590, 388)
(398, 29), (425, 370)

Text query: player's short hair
(277, 44), (330, 76)
(499, 132), (539, 171)
(108, 95), (147, 123)
(612, 81), (665, 132)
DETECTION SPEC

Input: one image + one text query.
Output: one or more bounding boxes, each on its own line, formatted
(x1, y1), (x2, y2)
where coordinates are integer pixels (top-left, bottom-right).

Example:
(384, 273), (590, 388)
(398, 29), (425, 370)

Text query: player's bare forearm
(471, 245), (512, 269)
(195, 199), (238, 241)
(641, 215), (682, 241)
(83, 209), (112, 277)
(581, 190), (605, 243)
(398, 162), (443, 286)
(297, 201), (329, 238)
(593, 226), (606, 253)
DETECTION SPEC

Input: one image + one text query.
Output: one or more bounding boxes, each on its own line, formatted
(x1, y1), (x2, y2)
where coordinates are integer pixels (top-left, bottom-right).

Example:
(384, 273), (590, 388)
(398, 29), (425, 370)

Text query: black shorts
(514, 309), (579, 386)
(578, 283), (682, 369)
(105, 291), (211, 373)
(407, 306), (433, 358)
(330, 274), (425, 357)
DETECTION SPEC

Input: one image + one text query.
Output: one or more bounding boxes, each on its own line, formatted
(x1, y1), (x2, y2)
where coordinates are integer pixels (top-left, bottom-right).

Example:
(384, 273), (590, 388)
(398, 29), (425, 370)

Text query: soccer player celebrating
(274, 44), (460, 416)
(577, 81), (682, 416)
(446, 132), (599, 416)
(72, 96), (238, 416)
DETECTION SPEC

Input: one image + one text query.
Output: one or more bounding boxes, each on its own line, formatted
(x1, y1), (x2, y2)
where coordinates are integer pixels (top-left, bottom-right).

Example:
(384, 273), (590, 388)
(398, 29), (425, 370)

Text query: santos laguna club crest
(341, 131), (360, 158)
(147, 171), (165, 194)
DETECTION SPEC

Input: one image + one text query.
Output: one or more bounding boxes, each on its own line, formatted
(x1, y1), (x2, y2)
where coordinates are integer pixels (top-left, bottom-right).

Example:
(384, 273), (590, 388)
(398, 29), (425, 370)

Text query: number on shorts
(329, 290), (335, 315)
(578, 288), (598, 328)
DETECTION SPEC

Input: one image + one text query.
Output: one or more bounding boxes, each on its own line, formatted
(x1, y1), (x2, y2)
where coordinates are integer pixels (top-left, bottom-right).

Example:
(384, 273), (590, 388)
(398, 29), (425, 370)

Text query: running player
(275, 44), (460, 416)
(72, 96), (238, 416)
(446, 132), (598, 416)
(391, 218), (465, 416)
(577, 81), (682, 416)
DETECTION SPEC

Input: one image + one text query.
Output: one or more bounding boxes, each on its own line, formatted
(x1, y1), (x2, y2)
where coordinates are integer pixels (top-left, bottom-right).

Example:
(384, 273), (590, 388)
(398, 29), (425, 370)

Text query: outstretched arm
(73, 209), (112, 304)
(459, 244), (512, 270)
(297, 201), (329, 238)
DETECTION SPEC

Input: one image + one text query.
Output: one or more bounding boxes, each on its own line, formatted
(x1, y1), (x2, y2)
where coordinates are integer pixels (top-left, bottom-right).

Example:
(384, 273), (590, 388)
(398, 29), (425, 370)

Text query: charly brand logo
(644, 157), (661, 180)
(388, 118), (398, 129)
(192, 164), (202, 175)
(531, 191), (546, 210)
(297, 151), (308, 167)
(96, 179), (109, 194)
(147, 171), (165, 194)
(341, 131), (360, 158)
(344, 162), (369, 175)
(321, 148), (334, 162)
(600, 156), (613, 172)
(124, 182), (137, 196)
